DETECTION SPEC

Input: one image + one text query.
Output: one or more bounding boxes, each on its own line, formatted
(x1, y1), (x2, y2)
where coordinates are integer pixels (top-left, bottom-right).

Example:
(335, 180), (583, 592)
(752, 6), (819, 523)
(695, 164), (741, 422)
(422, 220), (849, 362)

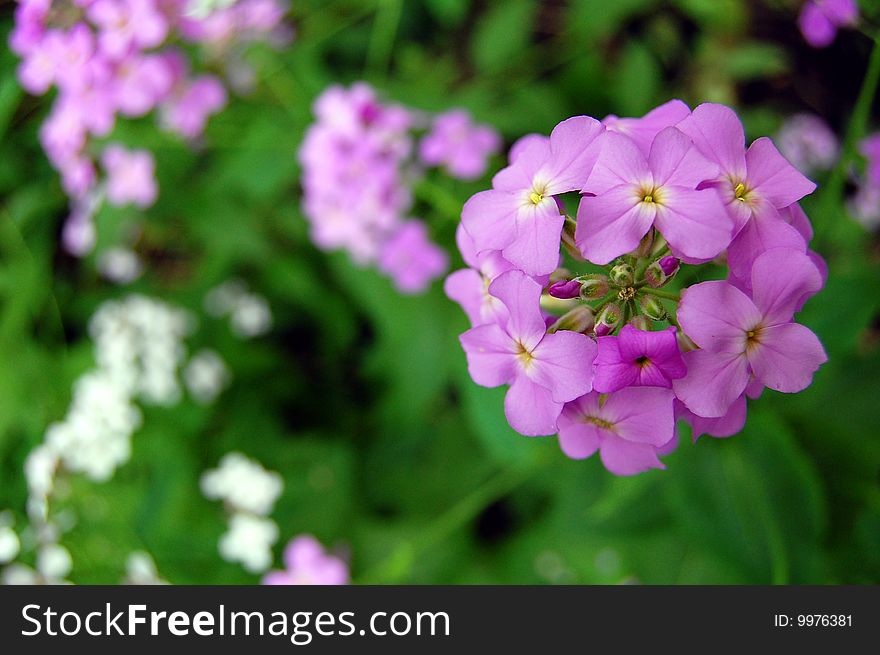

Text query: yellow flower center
(734, 182), (747, 201)
(585, 415), (615, 431)
(515, 341), (535, 368)
(529, 191), (544, 205)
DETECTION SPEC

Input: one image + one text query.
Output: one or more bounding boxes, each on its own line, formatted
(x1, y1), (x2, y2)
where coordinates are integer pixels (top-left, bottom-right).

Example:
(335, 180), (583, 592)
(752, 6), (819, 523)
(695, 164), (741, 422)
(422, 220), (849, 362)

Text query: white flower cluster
(6, 294), (233, 585)
(123, 551), (168, 585)
(204, 280), (273, 339)
(201, 452), (283, 573)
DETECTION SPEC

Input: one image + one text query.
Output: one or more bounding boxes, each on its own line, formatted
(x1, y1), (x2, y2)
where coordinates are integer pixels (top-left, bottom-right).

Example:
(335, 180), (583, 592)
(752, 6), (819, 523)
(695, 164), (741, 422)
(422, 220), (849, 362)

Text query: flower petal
(504, 375), (563, 436)
(528, 330), (597, 403)
(461, 189), (520, 253)
(576, 185), (655, 265)
(673, 349), (750, 418)
(542, 115), (606, 194)
(601, 386), (675, 446)
(501, 205), (564, 276)
(678, 281), (761, 351)
(488, 270), (547, 349)
(676, 103), (747, 179)
(750, 247), (823, 325)
(649, 126), (719, 188)
(653, 186), (733, 260)
(745, 137), (817, 209)
(599, 436), (665, 476)
(747, 322), (827, 393)
(459, 323), (517, 387)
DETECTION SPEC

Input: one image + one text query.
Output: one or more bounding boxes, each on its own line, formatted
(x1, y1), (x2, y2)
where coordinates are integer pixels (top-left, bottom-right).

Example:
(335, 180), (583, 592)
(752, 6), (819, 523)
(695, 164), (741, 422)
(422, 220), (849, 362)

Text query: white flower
(218, 514), (278, 573)
(124, 551), (167, 585)
(97, 248), (143, 285)
(185, 350), (231, 404)
(201, 452), (282, 516)
(0, 526), (20, 564)
(204, 280), (273, 338)
(2, 563), (39, 585)
(37, 543), (72, 580)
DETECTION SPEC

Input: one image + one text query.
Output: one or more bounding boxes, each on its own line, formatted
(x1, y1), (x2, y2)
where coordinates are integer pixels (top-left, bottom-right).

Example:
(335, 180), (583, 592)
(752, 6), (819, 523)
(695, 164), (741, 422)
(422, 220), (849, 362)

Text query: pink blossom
(673, 248), (827, 418)
(576, 127), (732, 264)
(161, 74), (227, 139)
(798, 0), (859, 48)
(603, 99), (691, 156)
(113, 54), (175, 117)
(459, 270), (597, 436)
(377, 221), (448, 294)
(557, 388), (675, 475)
(776, 114), (839, 174)
(675, 396), (747, 441)
(262, 535), (349, 586)
(461, 116), (605, 276)
(444, 225), (513, 327)
(101, 144), (158, 208)
(593, 325), (687, 393)
(419, 109), (501, 180)
(87, 0), (169, 59)
(9, 0), (50, 56)
(677, 103), (816, 278)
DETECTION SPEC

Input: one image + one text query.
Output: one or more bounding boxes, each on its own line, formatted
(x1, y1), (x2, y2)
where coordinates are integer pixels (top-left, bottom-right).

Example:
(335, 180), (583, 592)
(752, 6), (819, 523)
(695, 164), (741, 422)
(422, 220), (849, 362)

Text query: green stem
(356, 461), (545, 583)
(365, 0), (403, 81)
(816, 33), (880, 243)
(414, 177), (463, 223)
(641, 287), (680, 302)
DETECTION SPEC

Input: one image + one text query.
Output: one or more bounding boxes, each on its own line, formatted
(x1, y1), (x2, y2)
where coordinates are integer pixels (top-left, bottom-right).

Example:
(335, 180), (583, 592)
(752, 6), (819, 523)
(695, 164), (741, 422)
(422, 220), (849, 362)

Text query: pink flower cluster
(449, 101), (828, 476)
(299, 83), (501, 294)
(262, 535), (349, 585)
(11, 0), (289, 254)
(798, 0), (859, 48)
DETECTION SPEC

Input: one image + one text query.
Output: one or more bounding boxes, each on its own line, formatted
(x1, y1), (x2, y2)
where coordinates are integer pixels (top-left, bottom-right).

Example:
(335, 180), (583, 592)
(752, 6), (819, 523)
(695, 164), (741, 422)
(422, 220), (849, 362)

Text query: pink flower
(776, 114), (839, 174)
(859, 133), (880, 187)
(444, 224), (513, 327)
(798, 0), (858, 48)
(262, 535), (349, 586)
(88, 0), (169, 60)
(675, 396), (747, 441)
(673, 248), (827, 418)
(113, 53), (174, 117)
(557, 387), (675, 475)
(593, 325), (687, 393)
(161, 74), (227, 139)
(419, 109), (501, 180)
(602, 99), (691, 155)
(576, 127), (732, 264)
(459, 270), (597, 436)
(101, 144), (158, 208)
(461, 116), (605, 276)
(9, 0), (50, 56)
(377, 221), (448, 294)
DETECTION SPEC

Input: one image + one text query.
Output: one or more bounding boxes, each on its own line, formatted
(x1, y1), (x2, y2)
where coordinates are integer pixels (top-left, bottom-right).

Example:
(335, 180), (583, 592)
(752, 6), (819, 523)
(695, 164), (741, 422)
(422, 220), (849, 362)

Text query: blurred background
(0, 0), (879, 584)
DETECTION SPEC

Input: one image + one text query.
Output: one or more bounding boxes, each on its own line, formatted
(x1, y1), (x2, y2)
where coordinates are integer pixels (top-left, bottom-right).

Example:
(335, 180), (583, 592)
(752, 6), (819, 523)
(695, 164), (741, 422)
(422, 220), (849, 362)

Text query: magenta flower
(377, 221), (448, 294)
(262, 535), (349, 586)
(101, 144), (158, 208)
(419, 109), (501, 180)
(798, 0), (858, 48)
(677, 103), (816, 278)
(576, 127), (732, 264)
(673, 248), (827, 418)
(461, 116), (605, 276)
(602, 99), (691, 155)
(593, 325), (687, 393)
(444, 224), (513, 327)
(459, 270), (597, 436)
(557, 387), (675, 475)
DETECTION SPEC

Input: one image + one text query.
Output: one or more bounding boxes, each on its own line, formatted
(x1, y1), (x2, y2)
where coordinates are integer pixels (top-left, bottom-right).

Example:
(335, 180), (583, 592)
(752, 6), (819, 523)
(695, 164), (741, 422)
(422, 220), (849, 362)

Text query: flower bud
(644, 256), (679, 288)
(609, 262), (634, 287)
(640, 295), (667, 321)
(676, 329), (698, 353)
(549, 305), (595, 334)
(548, 279), (581, 299)
(580, 274), (609, 300)
(629, 314), (650, 331)
(635, 231), (655, 258)
(595, 303), (622, 336)
(659, 256), (679, 276)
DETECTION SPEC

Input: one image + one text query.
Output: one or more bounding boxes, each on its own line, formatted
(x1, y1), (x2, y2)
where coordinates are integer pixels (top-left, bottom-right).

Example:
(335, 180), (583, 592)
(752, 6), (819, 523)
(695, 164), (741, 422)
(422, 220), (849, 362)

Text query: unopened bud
(580, 274), (609, 300)
(635, 231), (655, 258)
(595, 303), (622, 336)
(629, 315), (650, 331)
(640, 295), (667, 321)
(548, 279), (581, 299)
(550, 305), (595, 333)
(645, 256), (679, 288)
(609, 262), (634, 287)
